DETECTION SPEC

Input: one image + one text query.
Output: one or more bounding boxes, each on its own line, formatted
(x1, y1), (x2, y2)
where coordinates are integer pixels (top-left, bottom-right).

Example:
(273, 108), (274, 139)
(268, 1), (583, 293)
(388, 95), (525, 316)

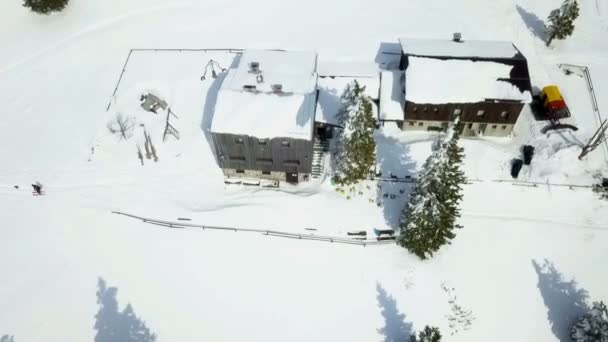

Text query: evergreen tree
(545, 0), (580, 46)
(570, 301), (608, 342)
(333, 80), (376, 186)
(398, 122), (466, 259)
(410, 326), (442, 342)
(23, 0), (69, 14)
(1, 336), (15, 342)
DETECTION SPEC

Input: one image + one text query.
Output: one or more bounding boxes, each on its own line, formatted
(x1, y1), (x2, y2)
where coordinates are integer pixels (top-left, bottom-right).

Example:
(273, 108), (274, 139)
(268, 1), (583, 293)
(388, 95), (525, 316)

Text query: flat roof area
(399, 37), (521, 59)
(211, 50), (318, 140)
(379, 71), (405, 121)
(405, 57), (532, 104)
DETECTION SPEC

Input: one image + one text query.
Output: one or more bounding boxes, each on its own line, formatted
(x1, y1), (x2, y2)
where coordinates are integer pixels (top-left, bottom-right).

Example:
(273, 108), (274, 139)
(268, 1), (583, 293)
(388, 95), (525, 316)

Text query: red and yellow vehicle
(537, 85), (571, 119)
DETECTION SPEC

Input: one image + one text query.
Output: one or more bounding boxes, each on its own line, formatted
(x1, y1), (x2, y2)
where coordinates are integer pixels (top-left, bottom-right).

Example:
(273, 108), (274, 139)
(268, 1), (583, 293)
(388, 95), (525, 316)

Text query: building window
(501, 111), (509, 119)
(258, 139), (267, 145)
(491, 125), (497, 129)
(477, 110), (485, 117)
(256, 158), (273, 165)
(281, 140), (290, 147)
(229, 156), (246, 161)
(453, 109), (462, 115)
(262, 171), (271, 175)
(418, 122), (423, 126)
(423, 107), (428, 112)
(236, 169), (245, 174)
(502, 125), (507, 130)
(412, 107), (418, 112)
(235, 138), (244, 144)
(409, 121), (415, 126)
(433, 108), (438, 113)
(284, 160), (300, 166)
(468, 123), (473, 129)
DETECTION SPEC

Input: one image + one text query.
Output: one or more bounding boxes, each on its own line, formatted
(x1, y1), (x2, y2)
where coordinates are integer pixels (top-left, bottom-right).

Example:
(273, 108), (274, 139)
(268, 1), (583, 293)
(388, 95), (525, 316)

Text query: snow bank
(379, 70), (405, 121)
(211, 49), (318, 139)
(405, 57), (532, 104)
(399, 37), (520, 59)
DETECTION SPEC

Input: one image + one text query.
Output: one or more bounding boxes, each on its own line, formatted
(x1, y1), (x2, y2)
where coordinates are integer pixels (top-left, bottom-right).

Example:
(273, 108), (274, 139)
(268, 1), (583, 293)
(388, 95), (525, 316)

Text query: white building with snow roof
(379, 35), (533, 137)
(210, 49), (319, 184)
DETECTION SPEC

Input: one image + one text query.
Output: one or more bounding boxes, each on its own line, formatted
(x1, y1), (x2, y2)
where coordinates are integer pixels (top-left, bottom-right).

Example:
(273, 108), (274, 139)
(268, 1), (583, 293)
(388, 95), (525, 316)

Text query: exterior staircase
(312, 137), (330, 178)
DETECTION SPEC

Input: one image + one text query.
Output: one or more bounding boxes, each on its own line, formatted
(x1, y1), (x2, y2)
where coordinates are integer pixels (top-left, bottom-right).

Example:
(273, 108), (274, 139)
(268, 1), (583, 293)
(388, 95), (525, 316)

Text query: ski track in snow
(462, 211), (608, 231)
(0, 2), (194, 75)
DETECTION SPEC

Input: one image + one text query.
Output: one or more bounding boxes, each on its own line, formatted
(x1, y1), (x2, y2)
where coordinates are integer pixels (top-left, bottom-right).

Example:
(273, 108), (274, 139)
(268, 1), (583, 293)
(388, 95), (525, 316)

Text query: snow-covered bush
(333, 80), (376, 186)
(410, 326), (442, 342)
(398, 121), (466, 259)
(23, 0), (69, 14)
(546, 0), (580, 46)
(570, 301), (608, 342)
(1, 335), (15, 342)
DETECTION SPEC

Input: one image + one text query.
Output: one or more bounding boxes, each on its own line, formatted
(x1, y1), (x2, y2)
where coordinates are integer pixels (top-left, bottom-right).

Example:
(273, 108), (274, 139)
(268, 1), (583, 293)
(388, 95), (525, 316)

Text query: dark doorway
(286, 172), (299, 184)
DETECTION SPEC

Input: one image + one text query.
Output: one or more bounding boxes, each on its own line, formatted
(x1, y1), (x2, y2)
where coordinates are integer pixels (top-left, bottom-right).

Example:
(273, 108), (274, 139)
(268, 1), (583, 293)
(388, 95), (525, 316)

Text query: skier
(31, 182), (43, 195)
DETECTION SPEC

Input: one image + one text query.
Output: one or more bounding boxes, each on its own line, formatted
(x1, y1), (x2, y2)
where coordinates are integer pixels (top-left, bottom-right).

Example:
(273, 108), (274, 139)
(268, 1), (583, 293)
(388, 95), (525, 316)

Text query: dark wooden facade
(404, 100), (524, 125)
(211, 132), (313, 175)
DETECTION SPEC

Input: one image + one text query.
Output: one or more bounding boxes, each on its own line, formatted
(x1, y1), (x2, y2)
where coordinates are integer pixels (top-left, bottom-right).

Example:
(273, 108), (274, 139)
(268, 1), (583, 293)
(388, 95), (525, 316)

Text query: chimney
(453, 32), (462, 42)
(271, 84), (283, 94)
(249, 61), (260, 74)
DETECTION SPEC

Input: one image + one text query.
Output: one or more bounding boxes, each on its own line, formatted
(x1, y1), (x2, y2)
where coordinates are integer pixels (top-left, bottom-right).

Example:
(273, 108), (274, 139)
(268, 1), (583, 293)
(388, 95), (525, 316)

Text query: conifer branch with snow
(546, 0), (580, 46)
(570, 301), (608, 342)
(333, 80), (376, 186)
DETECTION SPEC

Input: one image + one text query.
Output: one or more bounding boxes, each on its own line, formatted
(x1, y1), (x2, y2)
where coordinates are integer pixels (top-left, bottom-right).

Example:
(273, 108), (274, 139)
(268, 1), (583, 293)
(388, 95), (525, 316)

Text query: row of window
(411, 107), (510, 119)
(235, 138), (290, 147)
(236, 169), (272, 175)
(407, 122), (510, 130)
(229, 156), (301, 166)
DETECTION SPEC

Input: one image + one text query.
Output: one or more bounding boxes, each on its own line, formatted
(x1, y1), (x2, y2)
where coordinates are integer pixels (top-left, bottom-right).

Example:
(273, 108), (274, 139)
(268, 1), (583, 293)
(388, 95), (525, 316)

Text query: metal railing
(111, 211), (397, 247)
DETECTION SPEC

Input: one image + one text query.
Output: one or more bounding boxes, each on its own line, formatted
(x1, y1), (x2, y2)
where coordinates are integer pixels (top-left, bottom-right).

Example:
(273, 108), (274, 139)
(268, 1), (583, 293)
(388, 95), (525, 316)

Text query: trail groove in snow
(462, 211), (608, 231)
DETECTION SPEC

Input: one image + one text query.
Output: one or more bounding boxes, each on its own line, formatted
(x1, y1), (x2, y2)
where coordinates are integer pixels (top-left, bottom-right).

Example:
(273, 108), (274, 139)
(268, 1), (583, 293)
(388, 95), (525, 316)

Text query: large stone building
(210, 49), (319, 184)
(380, 35), (533, 137)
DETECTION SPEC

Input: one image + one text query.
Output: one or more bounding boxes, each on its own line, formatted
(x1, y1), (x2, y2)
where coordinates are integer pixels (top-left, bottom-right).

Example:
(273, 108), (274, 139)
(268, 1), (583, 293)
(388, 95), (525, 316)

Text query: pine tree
(410, 326), (442, 342)
(545, 0), (580, 46)
(398, 122), (466, 259)
(333, 80), (376, 186)
(23, 0), (69, 14)
(570, 301), (608, 342)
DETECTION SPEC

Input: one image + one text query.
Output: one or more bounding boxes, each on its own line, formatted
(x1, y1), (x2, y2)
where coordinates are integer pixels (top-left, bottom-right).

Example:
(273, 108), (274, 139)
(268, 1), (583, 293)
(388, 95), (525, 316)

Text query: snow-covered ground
(0, 0), (607, 341)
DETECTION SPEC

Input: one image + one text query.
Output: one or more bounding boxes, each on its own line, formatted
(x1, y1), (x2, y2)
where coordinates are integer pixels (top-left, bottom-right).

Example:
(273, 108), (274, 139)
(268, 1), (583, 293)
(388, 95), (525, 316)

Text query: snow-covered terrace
(405, 57), (532, 104)
(210, 49), (318, 140)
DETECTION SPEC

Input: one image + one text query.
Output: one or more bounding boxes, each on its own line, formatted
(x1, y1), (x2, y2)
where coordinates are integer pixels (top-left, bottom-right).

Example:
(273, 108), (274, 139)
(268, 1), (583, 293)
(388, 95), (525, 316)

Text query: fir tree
(398, 122), (466, 259)
(410, 326), (442, 342)
(545, 0), (580, 46)
(570, 301), (608, 342)
(333, 80), (376, 186)
(23, 0), (69, 14)
(1, 336), (15, 342)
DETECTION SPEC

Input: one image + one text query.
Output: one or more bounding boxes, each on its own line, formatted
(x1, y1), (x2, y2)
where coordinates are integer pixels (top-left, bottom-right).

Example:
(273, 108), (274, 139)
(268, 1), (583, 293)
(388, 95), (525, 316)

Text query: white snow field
(1, 0), (607, 341)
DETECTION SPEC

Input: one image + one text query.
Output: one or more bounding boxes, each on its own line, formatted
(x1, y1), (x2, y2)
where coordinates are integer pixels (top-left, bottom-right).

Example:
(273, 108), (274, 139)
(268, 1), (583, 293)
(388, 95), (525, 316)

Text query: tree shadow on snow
(516, 6), (547, 41)
(375, 131), (417, 228)
(200, 55), (241, 166)
(376, 283), (413, 342)
(532, 259), (589, 341)
(94, 277), (157, 342)
(317, 86), (341, 125)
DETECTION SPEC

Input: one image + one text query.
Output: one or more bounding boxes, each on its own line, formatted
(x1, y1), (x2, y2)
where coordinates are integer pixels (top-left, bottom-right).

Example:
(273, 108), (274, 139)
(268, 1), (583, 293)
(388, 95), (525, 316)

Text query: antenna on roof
(249, 62), (261, 74)
(453, 32), (462, 42)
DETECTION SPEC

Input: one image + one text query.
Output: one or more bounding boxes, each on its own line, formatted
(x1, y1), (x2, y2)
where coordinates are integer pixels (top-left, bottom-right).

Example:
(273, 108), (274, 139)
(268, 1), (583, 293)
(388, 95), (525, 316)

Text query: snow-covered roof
(315, 76), (379, 126)
(221, 49), (318, 94)
(399, 38), (521, 59)
(379, 71), (405, 121)
(211, 50), (318, 140)
(405, 57), (532, 104)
